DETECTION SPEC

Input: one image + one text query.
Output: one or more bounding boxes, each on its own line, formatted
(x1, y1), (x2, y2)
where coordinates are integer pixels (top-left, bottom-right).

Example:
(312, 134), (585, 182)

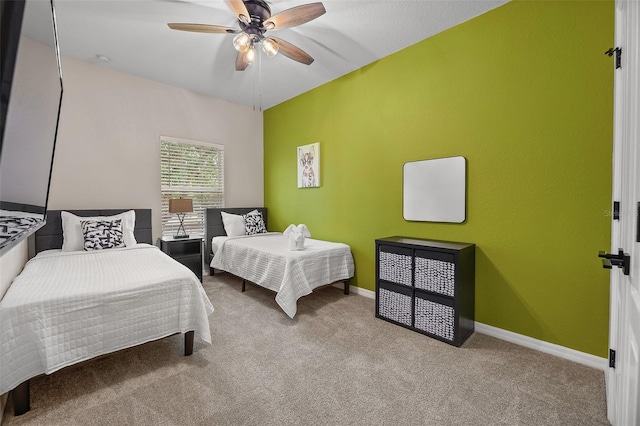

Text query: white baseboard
(334, 283), (607, 370)
(474, 322), (608, 370)
(332, 282), (375, 299)
(349, 284), (375, 299)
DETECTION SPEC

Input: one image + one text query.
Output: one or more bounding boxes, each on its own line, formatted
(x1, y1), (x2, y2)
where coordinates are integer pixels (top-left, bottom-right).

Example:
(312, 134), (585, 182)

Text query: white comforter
(210, 233), (354, 318)
(0, 244), (214, 395)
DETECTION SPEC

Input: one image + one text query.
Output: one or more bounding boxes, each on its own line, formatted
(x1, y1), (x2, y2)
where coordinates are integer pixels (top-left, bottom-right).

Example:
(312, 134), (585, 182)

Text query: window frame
(160, 136), (224, 238)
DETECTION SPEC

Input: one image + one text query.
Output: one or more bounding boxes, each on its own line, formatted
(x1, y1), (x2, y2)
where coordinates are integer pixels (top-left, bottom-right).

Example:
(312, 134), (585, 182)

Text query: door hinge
(637, 202), (640, 243)
(605, 47), (622, 69)
(609, 349), (616, 368)
(613, 201), (620, 220)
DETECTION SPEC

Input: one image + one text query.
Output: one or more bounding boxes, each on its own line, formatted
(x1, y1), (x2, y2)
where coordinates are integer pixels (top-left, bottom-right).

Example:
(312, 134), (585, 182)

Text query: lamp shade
(169, 198), (193, 213)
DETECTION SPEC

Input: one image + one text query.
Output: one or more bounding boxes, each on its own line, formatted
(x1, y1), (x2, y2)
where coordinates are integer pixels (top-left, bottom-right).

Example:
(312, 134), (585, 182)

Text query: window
(160, 136), (224, 237)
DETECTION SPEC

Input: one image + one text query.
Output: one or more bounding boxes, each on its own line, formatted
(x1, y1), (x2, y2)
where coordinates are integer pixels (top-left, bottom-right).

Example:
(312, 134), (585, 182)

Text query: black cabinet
(375, 236), (475, 347)
(158, 236), (203, 282)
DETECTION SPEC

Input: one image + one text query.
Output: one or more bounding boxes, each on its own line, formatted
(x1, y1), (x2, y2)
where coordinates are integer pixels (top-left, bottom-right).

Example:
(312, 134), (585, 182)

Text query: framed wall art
(297, 143), (320, 188)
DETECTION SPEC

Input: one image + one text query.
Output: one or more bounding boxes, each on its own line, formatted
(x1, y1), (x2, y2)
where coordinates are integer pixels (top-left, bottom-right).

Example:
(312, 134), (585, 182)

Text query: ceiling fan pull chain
(252, 48), (262, 112)
(259, 48), (263, 112)
(252, 52), (256, 111)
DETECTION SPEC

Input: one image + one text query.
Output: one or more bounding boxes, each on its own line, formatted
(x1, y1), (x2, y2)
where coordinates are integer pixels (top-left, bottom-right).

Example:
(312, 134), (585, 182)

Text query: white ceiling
(39, 0), (508, 109)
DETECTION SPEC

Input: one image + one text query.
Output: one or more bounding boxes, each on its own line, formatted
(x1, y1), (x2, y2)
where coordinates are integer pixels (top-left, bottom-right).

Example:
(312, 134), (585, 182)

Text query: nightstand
(158, 236), (203, 282)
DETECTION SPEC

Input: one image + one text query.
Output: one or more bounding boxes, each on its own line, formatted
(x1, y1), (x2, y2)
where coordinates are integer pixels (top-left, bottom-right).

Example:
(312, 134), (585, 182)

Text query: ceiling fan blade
(270, 37), (314, 65)
(167, 23), (238, 34)
(264, 2), (325, 30)
(225, 0), (250, 22)
(235, 50), (250, 71)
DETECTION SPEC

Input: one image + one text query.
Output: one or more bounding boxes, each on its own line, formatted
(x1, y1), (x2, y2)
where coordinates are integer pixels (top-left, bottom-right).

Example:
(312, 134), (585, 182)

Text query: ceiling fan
(168, 0), (326, 71)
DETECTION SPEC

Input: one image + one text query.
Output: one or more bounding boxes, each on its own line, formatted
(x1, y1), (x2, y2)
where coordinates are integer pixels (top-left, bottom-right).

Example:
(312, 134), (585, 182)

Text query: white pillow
(61, 210), (137, 251)
(221, 211), (246, 237)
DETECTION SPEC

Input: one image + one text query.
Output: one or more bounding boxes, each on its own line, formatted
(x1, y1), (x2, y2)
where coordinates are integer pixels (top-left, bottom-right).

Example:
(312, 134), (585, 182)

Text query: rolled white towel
(283, 224), (297, 236)
(284, 224), (309, 250)
(288, 232), (305, 250)
(294, 224), (311, 237)
(296, 233), (306, 250)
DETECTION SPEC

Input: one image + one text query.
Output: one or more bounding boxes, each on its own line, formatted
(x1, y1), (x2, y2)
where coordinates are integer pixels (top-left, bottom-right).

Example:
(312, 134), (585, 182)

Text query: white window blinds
(160, 136), (224, 237)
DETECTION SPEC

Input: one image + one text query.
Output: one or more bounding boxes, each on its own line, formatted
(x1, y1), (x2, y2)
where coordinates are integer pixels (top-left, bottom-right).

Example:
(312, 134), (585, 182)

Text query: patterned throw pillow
(0, 216), (42, 245)
(80, 219), (125, 250)
(242, 211), (267, 235)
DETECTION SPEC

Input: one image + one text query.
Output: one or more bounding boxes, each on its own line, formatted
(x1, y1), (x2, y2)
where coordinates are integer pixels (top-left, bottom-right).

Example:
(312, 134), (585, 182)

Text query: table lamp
(169, 198), (193, 239)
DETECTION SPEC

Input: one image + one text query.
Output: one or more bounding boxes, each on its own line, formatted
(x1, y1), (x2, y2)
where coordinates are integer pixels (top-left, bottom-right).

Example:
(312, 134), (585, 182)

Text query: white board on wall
(403, 156), (466, 223)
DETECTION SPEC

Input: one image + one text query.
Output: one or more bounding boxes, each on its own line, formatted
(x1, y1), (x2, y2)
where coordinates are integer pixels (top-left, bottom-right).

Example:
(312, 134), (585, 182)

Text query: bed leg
(12, 379), (30, 416)
(185, 331), (194, 356)
(209, 267), (215, 276)
(344, 280), (350, 295)
(242, 279), (246, 292)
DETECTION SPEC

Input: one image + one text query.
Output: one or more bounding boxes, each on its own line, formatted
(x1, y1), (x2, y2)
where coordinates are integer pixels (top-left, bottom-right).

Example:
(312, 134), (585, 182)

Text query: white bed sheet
(211, 235), (228, 255)
(210, 233), (354, 318)
(0, 244), (214, 395)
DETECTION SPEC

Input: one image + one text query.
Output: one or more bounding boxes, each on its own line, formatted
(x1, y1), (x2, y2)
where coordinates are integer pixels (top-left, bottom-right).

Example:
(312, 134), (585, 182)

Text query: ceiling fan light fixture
(262, 38), (279, 57)
(244, 45), (256, 64)
(233, 32), (251, 52)
(169, 0), (325, 70)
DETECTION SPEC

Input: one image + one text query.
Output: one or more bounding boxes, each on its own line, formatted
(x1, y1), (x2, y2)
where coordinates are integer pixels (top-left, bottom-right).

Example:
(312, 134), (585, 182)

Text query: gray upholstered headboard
(34, 209), (153, 254)
(205, 207), (267, 263)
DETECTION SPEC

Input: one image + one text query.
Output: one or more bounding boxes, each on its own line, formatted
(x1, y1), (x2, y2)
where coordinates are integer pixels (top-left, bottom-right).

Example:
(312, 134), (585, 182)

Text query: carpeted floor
(2, 273), (609, 425)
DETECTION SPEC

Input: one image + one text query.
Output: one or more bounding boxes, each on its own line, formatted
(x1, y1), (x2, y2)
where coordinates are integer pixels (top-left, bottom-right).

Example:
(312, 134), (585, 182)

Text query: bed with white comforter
(0, 243), (214, 396)
(210, 233), (354, 318)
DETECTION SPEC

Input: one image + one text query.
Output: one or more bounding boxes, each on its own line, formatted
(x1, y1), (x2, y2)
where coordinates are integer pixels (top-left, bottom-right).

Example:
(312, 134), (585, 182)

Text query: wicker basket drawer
(414, 292), (455, 342)
(378, 245), (412, 286)
(377, 281), (412, 326)
(414, 250), (456, 297)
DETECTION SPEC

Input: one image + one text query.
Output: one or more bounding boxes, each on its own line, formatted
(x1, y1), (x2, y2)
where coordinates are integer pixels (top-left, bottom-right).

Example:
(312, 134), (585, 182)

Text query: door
(606, 1), (640, 425)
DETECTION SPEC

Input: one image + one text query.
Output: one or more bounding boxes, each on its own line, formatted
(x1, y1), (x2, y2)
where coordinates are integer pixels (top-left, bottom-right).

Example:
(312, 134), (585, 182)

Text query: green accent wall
(264, 0), (614, 357)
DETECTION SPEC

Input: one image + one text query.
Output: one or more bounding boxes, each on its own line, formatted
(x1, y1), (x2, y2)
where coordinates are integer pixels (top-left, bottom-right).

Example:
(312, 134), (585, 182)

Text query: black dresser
(375, 236), (475, 347)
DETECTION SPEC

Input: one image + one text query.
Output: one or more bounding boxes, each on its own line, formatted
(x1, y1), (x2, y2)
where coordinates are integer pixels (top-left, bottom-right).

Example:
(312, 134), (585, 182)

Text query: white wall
(48, 56), (264, 239)
(0, 239), (28, 300)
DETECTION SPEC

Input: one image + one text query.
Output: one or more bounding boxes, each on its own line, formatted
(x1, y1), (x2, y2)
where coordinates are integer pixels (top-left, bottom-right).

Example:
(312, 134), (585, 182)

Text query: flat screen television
(0, 0), (63, 256)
